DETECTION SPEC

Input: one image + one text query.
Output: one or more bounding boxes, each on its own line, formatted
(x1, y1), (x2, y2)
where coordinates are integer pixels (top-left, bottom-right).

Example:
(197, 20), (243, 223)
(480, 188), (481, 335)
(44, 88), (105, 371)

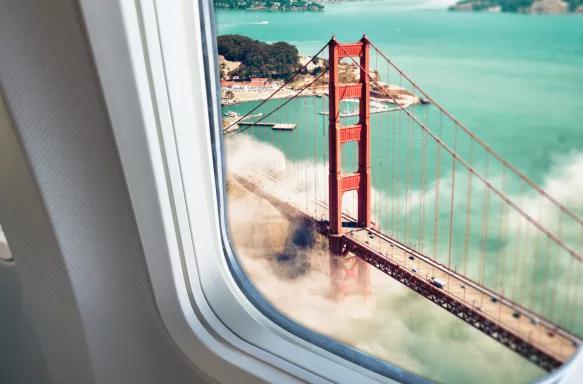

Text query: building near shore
(220, 78), (280, 94)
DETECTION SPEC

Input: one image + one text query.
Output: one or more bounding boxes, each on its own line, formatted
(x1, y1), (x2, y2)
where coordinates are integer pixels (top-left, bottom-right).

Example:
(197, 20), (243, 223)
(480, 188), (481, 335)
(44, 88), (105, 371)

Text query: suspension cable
(335, 42), (583, 263)
(369, 41), (583, 229)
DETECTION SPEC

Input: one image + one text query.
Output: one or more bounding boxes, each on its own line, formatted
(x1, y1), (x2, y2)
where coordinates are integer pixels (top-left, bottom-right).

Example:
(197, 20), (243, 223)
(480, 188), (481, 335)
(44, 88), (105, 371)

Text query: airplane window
(214, 1), (583, 382)
(0, 224), (13, 261)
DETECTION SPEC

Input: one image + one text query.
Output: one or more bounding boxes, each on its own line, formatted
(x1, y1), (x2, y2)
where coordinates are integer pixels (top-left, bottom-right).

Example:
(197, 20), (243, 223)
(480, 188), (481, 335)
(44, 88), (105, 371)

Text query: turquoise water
(216, 3), (583, 383)
(217, 3), (583, 178)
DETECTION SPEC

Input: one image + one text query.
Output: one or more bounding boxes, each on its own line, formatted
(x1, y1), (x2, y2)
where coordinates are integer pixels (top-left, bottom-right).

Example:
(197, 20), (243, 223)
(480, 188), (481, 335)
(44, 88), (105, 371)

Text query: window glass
(214, 1), (583, 382)
(0, 224), (12, 261)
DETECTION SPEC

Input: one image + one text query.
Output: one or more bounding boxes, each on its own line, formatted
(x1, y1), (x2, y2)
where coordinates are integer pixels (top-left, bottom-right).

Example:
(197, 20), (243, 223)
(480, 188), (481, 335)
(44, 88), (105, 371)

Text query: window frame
(79, 0), (583, 383)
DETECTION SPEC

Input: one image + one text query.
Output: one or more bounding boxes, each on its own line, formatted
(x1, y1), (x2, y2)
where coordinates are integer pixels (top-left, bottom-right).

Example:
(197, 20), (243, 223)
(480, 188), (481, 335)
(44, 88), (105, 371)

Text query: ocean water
(216, 2), (583, 383)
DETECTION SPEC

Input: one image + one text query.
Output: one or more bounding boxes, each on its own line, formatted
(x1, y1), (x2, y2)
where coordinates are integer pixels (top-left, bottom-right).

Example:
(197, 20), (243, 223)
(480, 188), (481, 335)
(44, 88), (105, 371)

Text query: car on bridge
(429, 277), (446, 289)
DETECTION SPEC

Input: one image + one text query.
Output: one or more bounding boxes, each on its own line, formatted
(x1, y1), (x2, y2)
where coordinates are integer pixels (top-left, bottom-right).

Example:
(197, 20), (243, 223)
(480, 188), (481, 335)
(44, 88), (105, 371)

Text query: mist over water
(226, 136), (554, 383)
(217, 4), (583, 383)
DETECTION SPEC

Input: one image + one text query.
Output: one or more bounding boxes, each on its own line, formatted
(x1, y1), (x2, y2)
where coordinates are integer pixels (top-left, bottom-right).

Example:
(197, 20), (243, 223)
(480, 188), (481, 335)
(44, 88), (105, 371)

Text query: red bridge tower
(328, 36), (372, 302)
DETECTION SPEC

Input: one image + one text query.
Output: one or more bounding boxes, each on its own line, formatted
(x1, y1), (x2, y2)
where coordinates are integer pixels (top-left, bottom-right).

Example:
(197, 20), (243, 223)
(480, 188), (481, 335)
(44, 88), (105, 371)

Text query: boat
(224, 111), (240, 117)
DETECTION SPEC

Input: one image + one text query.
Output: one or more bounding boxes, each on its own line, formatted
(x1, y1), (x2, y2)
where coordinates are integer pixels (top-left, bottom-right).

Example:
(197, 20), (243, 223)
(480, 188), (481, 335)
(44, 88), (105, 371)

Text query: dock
(238, 122), (297, 131)
(272, 123), (296, 131)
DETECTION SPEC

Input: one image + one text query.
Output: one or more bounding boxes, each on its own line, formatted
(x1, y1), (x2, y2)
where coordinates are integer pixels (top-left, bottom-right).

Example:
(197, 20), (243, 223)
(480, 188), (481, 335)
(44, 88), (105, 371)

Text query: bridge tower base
(328, 36), (372, 303)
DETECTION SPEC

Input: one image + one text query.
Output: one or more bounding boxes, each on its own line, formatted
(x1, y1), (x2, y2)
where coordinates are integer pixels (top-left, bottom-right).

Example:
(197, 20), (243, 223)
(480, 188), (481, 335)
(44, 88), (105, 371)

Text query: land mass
(214, 0), (324, 12)
(449, 0), (583, 13)
(218, 34), (307, 80)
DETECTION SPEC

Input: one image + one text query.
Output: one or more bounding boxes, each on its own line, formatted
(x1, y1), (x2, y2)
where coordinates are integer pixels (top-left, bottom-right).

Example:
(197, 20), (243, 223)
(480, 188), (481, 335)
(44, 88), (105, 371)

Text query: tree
(217, 35), (300, 80)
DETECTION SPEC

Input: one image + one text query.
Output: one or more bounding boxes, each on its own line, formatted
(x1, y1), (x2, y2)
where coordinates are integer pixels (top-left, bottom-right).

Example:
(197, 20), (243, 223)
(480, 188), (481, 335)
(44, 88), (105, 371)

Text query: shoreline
(221, 87), (425, 107)
(222, 93), (425, 134)
(221, 89), (327, 106)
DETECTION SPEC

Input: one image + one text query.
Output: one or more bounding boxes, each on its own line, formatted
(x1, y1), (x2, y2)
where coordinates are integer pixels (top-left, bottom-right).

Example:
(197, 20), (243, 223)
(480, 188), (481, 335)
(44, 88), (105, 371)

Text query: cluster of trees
(451, 0), (582, 12)
(218, 35), (302, 80)
(214, 0), (324, 11)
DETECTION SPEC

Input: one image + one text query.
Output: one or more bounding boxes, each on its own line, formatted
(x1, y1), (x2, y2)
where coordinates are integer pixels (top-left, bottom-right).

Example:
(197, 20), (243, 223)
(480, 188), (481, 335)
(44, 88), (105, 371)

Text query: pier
(238, 122), (297, 131)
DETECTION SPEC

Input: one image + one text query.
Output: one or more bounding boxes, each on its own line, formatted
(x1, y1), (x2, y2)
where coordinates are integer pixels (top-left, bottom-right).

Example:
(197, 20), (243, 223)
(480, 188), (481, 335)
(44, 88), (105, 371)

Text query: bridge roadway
(233, 166), (581, 371)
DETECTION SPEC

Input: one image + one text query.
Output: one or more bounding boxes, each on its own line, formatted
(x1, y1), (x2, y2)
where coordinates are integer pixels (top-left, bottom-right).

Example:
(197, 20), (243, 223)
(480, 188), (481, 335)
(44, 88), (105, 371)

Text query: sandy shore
(221, 87), (328, 106)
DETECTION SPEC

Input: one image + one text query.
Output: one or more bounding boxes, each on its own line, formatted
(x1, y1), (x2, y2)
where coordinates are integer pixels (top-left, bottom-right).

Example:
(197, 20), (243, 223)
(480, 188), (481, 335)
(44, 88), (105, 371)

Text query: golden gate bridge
(222, 36), (583, 372)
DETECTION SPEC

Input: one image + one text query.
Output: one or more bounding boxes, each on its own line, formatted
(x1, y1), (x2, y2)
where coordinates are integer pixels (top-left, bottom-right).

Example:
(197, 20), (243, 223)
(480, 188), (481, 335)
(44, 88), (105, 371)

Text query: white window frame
(78, 0), (583, 383)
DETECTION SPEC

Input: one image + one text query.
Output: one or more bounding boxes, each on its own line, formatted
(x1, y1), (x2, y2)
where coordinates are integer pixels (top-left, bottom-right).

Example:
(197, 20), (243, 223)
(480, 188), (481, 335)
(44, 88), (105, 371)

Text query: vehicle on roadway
(429, 276), (446, 289)
(512, 312), (521, 319)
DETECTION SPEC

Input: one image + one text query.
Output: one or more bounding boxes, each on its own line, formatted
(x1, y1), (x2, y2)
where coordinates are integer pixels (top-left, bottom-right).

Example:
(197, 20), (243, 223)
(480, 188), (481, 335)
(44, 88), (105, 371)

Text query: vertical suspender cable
(448, 125), (458, 270)
(404, 109), (410, 244)
(530, 202), (544, 310)
(421, 104), (428, 254)
(314, 90), (317, 211)
(479, 154), (491, 301)
(409, 103), (415, 248)
(397, 107), (402, 242)
(520, 209), (531, 307)
(463, 140), (474, 278)
(541, 235), (552, 319)
(550, 213), (564, 322)
(501, 170), (509, 298)
(495, 168), (506, 293)
(433, 114), (443, 262)
(512, 182), (525, 303)
(408, 86), (416, 248)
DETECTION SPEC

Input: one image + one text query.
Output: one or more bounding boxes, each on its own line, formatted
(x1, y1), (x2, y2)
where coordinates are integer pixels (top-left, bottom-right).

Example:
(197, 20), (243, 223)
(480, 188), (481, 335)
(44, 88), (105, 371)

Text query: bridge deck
(234, 166), (581, 370)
